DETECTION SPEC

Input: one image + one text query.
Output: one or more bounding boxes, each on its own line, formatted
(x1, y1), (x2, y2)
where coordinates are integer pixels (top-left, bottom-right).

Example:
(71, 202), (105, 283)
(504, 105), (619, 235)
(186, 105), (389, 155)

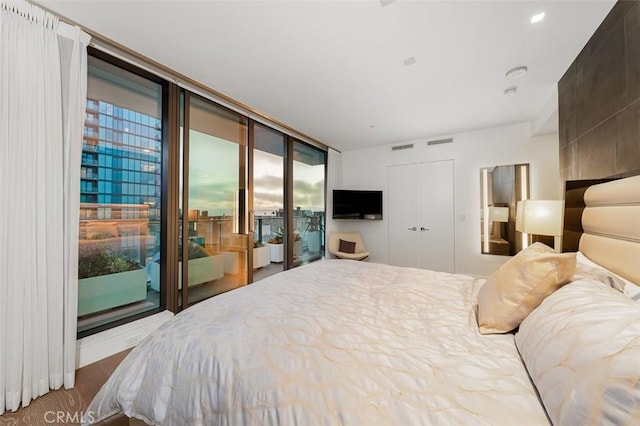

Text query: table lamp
(515, 200), (564, 252)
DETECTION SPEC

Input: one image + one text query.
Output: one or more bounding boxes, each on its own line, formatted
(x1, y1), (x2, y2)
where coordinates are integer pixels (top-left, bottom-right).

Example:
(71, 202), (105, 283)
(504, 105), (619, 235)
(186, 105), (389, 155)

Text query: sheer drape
(0, 0), (89, 413)
(58, 23), (90, 391)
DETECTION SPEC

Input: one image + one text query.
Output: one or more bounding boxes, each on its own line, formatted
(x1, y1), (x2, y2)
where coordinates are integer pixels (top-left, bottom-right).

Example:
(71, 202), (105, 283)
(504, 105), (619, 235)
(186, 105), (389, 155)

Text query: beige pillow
(477, 242), (576, 334)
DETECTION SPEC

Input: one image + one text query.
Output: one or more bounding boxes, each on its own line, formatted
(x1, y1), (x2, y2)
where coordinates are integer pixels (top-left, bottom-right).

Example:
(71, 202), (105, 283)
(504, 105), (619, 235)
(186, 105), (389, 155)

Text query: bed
(82, 175), (640, 425)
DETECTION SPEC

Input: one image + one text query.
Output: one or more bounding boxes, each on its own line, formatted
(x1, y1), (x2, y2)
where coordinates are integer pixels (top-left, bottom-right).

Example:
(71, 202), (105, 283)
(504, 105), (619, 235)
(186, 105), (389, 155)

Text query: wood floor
(0, 349), (132, 426)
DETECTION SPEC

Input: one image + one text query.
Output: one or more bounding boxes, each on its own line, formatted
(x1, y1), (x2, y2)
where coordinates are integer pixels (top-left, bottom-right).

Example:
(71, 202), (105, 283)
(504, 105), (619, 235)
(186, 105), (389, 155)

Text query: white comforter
(84, 260), (548, 425)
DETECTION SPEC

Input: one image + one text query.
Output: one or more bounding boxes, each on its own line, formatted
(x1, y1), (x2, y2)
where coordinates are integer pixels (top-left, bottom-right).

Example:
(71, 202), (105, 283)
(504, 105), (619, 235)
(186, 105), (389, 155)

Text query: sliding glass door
(78, 54), (164, 335)
(250, 130), (327, 276)
(77, 49), (329, 337)
(251, 123), (286, 281)
(179, 94), (249, 307)
(292, 141), (326, 265)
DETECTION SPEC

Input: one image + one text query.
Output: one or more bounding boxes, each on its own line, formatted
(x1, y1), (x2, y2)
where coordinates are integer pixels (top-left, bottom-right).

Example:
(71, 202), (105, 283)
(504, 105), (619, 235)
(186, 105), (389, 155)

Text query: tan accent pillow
(477, 242), (576, 334)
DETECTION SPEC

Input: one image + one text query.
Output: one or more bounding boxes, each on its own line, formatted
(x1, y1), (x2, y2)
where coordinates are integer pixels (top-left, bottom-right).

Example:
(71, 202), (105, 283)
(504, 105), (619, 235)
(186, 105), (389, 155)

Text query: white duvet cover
(84, 260), (548, 425)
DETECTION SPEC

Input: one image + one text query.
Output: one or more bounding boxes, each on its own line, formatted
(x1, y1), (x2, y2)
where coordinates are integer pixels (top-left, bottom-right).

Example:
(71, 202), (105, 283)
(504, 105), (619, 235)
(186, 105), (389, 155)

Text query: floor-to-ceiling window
(78, 53), (164, 335)
(252, 123), (286, 281)
(292, 141), (326, 265)
(179, 94), (249, 307)
(77, 51), (328, 336)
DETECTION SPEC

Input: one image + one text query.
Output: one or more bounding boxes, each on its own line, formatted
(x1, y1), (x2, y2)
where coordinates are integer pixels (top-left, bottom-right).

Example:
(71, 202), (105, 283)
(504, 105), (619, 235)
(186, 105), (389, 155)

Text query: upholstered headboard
(562, 179), (613, 252)
(577, 175), (640, 285)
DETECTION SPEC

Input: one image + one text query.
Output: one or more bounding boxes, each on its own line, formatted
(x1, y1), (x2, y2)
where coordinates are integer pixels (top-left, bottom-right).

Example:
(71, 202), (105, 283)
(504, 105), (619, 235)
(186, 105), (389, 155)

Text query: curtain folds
(59, 23), (90, 391)
(0, 0), (90, 413)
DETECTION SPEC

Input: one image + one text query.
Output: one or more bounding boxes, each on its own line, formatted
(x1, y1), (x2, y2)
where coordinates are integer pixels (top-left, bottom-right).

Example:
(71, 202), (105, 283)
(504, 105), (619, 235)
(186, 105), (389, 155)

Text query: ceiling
(40, 0), (615, 152)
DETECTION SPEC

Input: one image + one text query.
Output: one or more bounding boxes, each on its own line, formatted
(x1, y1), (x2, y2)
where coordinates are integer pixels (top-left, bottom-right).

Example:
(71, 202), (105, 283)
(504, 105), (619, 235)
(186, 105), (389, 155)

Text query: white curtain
(0, 0), (90, 413)
(324, 148), (342, 257)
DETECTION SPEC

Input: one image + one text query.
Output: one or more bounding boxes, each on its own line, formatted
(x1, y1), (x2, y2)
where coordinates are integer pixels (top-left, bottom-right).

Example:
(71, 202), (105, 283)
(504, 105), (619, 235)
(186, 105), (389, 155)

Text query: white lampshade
(489, 206), (509, 223)
(515, 200), (564, 236)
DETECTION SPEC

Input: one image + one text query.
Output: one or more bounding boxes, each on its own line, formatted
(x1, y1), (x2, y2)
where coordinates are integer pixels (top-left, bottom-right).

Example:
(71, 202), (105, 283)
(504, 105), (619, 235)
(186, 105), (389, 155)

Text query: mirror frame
(480, 163), (529, 256)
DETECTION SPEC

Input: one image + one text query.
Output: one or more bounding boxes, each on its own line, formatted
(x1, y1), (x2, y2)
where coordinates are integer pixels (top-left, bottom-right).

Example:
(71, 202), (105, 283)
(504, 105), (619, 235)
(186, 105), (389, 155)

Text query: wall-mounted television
(332, 190), (383, 220)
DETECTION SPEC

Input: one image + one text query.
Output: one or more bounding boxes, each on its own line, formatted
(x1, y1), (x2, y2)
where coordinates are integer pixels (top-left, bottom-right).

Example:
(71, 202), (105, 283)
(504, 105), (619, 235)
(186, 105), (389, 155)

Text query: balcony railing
(254, 213), (325, 260)
(83, 142), (99, 152)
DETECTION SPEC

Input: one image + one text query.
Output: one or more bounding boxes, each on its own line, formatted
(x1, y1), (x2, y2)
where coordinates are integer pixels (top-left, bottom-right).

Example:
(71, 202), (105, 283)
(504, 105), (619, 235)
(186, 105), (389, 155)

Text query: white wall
(336, 121), (560, 277)
(76, 310), (173, 368)
(324, 148), (342, 258)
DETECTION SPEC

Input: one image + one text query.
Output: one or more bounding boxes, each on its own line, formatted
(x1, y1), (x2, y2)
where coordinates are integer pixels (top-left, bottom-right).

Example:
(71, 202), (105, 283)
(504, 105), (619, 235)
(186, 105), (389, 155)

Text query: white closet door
(419, 160), (455, 273)
(388, 164), (419, 267)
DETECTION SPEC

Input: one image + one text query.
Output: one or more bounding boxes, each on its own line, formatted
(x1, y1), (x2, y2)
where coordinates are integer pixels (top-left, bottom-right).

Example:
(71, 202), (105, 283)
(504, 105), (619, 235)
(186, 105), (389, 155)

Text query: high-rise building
(80, 97), (162, 264)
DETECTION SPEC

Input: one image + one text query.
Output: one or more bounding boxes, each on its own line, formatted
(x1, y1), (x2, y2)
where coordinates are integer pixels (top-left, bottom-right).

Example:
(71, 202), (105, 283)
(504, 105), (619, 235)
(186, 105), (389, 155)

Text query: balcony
(254, 213), (324, 264)
(81, 168), (98, 180)
(83, 142), (99, 152)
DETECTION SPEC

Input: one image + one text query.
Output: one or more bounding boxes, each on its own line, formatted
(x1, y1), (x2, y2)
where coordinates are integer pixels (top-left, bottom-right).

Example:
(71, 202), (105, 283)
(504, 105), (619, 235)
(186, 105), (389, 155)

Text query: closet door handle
(420, 227), (429, 231)
(408, 226), (417, 231)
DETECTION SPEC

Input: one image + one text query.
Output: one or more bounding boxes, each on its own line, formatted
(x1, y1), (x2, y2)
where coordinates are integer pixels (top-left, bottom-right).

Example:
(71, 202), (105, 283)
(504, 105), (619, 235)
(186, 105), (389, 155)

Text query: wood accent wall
(558, 0), (640, 182)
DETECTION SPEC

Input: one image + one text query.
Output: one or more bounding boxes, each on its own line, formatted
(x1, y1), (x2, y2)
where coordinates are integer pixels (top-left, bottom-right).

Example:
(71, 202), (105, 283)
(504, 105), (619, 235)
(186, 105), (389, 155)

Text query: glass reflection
(293, 141), (326, 265)
(253, 123), (285, 281)
(182, 96), (248, 306)
(480, 163), (529, 256)
(78, 56), (162, 334)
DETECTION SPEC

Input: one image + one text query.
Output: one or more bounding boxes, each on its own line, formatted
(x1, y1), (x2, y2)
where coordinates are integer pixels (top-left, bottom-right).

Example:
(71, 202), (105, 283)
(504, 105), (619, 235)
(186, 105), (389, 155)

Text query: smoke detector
(505, 66), (528, 79)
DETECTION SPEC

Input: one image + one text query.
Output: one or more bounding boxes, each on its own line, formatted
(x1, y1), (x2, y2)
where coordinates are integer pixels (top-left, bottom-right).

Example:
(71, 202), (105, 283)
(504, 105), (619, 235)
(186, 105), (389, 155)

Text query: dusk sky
(187, 131), (324, 216)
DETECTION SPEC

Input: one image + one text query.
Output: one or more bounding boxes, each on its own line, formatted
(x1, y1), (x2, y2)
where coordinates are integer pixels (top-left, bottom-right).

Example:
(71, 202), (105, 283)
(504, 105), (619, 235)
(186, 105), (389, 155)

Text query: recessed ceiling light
(369, 125), (376, 129)
(531, 12), (545, 24)
(504, 86), (518, 95)
(505, 66), (528, 79)
(403, 56), (417, 67)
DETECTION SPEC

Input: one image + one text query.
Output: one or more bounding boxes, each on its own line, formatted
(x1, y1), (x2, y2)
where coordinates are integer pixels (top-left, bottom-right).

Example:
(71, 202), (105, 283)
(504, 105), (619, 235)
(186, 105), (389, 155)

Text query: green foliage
(268, 227), (284, 244)
(253, 240), (265, 248)
(78, 248), (141, 279)
(267, 227), (301, 243)
(305, 213), (324, 232)
(178, 240), (209, 261)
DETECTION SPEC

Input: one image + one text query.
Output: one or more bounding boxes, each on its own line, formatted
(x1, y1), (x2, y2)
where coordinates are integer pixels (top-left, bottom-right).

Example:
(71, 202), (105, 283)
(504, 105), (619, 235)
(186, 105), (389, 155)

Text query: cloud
(189, 180), (238, 215)
(293, 180), (324, 211)
(254, 191), (284, 212)
(254, 175), (283, 192)
(187, 177), (324, 217)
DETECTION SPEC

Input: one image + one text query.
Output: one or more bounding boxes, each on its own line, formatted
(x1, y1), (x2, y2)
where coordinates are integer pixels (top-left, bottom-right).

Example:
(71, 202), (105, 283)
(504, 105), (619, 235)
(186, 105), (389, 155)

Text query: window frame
(77, 47), (170, 339)
(77, 49), (329, 338)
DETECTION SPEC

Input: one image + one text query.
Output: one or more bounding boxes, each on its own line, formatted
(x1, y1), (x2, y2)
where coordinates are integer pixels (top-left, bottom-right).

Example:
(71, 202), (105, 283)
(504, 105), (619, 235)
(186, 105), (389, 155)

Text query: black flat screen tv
(332, 190), (383, 220)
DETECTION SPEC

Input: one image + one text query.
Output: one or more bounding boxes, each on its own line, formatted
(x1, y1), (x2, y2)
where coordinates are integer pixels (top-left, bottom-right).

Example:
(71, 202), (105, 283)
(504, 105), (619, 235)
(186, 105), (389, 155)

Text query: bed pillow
(576, 251), (640, 300)
(476, 242), (576, 334)
(338, 239), (356, 253)
(515, 279), (640, 425)
(575, 258), (626, 293)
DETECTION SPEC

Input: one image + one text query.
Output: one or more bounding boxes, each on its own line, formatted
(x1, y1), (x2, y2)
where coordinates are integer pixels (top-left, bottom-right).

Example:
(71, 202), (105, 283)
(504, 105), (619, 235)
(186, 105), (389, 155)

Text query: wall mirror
(480, 163), (529, 256)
